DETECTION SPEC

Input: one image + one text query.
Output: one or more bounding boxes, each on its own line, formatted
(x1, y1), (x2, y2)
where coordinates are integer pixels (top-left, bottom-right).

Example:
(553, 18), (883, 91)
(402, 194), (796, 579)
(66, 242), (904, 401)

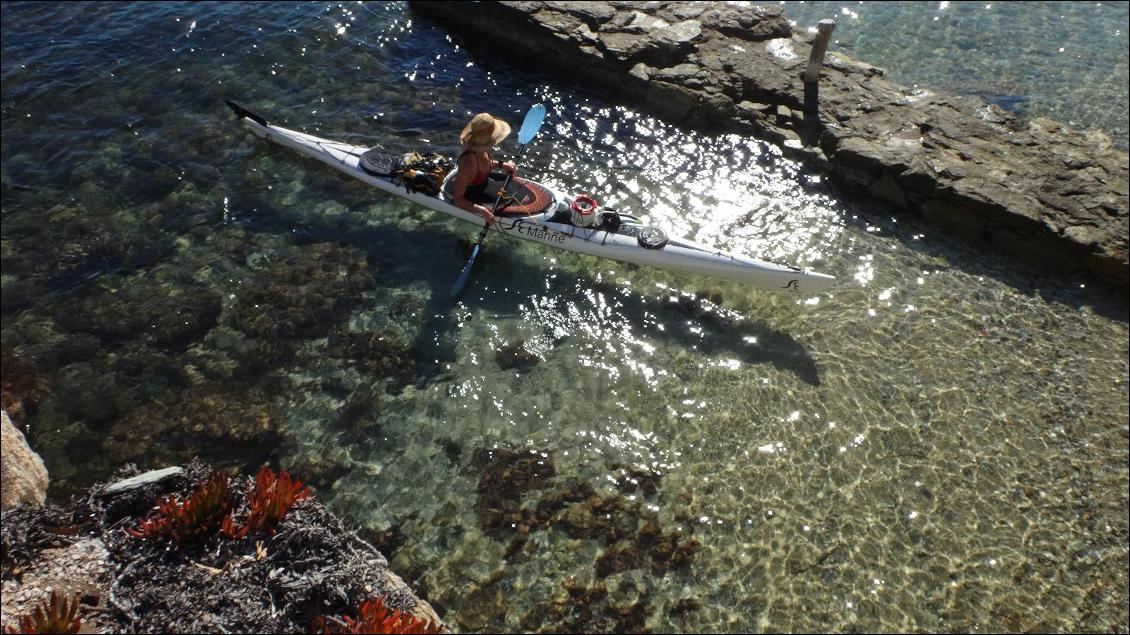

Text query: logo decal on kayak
(499, 217), (566, 244)
(782, 279), (800, 291)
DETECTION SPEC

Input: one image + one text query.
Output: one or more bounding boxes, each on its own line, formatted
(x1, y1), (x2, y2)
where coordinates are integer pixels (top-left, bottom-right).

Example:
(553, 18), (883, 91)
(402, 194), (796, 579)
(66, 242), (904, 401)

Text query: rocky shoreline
(410, 0), (1129, 291)
(0, 452), (446, 634)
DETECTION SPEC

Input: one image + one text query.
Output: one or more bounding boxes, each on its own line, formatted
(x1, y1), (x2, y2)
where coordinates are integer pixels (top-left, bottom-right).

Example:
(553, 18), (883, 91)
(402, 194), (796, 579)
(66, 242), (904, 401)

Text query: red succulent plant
(312, 597), (443, 634)
(222, 466), (311, 539)
(127, 471), (232, 542)
(3, 591), (82, 635)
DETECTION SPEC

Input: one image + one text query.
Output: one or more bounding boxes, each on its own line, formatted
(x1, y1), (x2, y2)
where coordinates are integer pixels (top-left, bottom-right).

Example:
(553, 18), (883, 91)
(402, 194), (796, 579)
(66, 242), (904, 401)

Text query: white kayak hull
(228, 104), (836, 293)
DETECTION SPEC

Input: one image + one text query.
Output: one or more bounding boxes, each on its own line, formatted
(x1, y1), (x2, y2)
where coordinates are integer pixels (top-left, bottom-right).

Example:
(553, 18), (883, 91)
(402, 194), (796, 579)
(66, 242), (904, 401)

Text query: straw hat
(460, 112), (511, 151)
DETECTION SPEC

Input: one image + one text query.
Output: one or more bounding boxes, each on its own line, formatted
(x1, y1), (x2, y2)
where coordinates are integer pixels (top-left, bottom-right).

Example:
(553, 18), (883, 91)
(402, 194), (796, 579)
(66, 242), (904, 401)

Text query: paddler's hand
(500, 161), (517, 175)
(476, 205), (496, 225)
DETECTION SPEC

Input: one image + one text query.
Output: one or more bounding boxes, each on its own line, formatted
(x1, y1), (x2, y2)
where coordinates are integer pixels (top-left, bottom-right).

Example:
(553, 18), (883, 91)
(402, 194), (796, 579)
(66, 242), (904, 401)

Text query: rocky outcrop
(1, 410), (48, 511)
(411, 1), (1129, 290)
(0, 463), (445, 633)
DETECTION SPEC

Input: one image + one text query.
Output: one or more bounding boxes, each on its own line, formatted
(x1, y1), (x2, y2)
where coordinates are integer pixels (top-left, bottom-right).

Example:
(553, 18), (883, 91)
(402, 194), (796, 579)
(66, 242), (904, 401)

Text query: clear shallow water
(780, 0), (1130, 148)
(1, 2), (1127, 633)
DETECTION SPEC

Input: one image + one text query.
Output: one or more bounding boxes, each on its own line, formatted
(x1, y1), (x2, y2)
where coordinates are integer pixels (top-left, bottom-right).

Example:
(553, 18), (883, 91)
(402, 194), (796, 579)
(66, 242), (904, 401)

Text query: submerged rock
(495, 340), (541, 372)
(522, 576), (651, 633)
(55, 280), (222, 351)
(233, 242), (377, 341)
(468, 444), (701, 631)
(455, 583), (507, 631)
(92, 385), (282, 475)
(473, 447), (556, 538)
(0, 347), (47, 429)
(326, 328), (422, 394)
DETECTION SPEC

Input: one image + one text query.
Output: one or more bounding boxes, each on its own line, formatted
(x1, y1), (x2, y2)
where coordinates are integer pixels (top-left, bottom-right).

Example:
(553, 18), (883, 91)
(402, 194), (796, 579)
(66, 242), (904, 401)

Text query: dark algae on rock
(469, 446), (700, 633)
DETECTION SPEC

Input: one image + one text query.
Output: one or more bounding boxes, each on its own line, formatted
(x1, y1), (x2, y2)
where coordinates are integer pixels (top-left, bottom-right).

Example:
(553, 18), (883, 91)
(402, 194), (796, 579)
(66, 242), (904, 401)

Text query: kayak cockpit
(440, 169), (557, 217)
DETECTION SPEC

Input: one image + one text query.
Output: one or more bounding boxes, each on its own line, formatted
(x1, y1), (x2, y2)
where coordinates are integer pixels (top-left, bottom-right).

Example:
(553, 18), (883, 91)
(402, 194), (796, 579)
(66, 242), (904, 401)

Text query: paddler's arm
(494, 159), (517, 175)
(484, 150), (517, 176)
(452, 155), (496, 225)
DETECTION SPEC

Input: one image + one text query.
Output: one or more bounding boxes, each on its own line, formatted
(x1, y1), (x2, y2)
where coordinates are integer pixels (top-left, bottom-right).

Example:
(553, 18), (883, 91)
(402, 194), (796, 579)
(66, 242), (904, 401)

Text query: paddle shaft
(467, 143), (531, 259)
(451, 104), (546, 297)
(451, 151), (526, 297)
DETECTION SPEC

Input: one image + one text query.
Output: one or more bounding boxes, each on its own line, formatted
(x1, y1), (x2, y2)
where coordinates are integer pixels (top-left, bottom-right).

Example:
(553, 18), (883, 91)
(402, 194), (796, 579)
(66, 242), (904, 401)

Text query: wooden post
(804, 19), (837, 83)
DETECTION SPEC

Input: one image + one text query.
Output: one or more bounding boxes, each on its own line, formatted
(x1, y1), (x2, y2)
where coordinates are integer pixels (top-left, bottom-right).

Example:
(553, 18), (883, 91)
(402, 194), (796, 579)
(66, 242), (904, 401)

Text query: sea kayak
(225, 101), (836, 293)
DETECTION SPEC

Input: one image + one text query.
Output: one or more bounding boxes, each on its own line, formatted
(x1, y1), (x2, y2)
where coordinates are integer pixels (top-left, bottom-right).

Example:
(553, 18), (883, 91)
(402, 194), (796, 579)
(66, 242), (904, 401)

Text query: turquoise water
(2, 2), (1127, 633)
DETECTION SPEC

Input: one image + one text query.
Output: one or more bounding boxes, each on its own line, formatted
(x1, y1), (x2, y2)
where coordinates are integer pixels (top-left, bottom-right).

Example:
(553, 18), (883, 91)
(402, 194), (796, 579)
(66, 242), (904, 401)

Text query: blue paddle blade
(518, 104), (546, 145)
(450, 244), (481, 297)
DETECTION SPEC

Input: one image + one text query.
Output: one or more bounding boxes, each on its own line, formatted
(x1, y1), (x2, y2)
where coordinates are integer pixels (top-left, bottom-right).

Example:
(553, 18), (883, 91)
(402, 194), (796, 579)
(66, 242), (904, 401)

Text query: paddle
(450, 103), (546, 298)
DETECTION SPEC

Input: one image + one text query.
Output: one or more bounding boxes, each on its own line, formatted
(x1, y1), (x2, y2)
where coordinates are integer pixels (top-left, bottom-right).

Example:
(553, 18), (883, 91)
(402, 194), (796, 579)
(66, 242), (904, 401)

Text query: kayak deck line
(225, 101), (836, 293)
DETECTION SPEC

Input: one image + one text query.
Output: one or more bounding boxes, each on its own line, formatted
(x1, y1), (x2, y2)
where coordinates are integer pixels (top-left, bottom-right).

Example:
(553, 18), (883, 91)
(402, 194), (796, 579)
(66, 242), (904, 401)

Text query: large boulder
(1, 410), (49, 511)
